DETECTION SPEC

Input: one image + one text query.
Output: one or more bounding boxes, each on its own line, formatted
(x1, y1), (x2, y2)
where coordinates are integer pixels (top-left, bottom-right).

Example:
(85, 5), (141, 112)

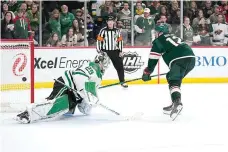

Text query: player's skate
(170, 99), (183, 121)
(16, 110), (30, 124)
(163, 103), (173, 115)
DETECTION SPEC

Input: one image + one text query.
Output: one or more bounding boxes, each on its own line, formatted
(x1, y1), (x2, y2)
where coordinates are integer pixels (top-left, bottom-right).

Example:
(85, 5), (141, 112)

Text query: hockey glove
(142, 67), (152, 81)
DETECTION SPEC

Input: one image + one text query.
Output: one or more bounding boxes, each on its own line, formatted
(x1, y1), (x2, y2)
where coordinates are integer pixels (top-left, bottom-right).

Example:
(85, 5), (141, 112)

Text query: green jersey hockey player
(16, 54), (110, 123)
(142, 23), (195, 121)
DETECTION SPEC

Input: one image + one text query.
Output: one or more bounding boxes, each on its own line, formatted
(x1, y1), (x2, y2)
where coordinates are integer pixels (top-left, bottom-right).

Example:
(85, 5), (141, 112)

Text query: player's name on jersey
(34, 57), (90, 69)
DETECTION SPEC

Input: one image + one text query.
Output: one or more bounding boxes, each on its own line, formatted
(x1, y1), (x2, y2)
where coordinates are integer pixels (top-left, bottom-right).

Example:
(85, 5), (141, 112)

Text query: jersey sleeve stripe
(69, 72), (76, 90)
(150, 52), (162, 56)
(149, 55), (161, 59)
(149, 52), (161, 59)
(64, 71), (73, 88)
(75, 69), (87, 74)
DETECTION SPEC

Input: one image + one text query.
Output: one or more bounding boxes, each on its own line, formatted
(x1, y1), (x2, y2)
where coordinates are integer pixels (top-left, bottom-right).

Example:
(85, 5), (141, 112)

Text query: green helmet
(155, 23), (169, 34)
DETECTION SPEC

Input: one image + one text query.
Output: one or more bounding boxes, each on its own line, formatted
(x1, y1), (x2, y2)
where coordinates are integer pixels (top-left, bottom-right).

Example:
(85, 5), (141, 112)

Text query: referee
(96, 15), (128, 88)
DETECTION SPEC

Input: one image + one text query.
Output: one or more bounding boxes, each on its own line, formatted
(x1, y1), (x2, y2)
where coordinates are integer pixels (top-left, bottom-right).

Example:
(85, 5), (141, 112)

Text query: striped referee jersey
(96, 27), (123, 52)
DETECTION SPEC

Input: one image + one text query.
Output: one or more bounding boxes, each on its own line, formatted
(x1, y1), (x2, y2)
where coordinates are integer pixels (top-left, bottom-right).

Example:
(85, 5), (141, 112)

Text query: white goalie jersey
(62, 61), (103, 114)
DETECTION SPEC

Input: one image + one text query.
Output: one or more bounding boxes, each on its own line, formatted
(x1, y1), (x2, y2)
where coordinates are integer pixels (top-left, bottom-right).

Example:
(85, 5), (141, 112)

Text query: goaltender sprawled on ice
(16, 54), (110, 124)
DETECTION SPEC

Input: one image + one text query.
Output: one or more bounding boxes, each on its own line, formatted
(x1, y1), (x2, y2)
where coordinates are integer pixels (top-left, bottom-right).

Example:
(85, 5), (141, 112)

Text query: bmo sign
(196, 56), (227, 66)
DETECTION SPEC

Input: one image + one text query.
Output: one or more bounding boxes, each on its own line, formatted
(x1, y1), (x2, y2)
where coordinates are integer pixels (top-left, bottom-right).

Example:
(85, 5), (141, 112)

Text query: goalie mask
(94, 53), (110, 74)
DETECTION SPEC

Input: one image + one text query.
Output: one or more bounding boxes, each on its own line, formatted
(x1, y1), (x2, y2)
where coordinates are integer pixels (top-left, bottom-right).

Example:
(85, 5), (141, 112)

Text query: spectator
(184, 1), (198, 22)
(118, 2), (131, 27)
(90, 0), (103, 18)
(13, 9), (31, 39)
(210, 14), (228, 46)
(192, 9), (211, 46)
(134, 2), (144, 22)
(113, 0), (122, 12)
(1, 11), (15, 39)
(2, 3), (16, 20)
(171, 8), (181, 32)
(25, 0), (33, 11)
(210, 5), (226, 24)
(27, 3), (39, 41)
(157, 14), (172, 33)
(60, 5), (75, 36)
(75, 9), (84, 24)
(154, 5), (171, 24)
(100, 0), (117, 20)
(8, 0), (22, 13)
(169, 0), (179, 19)
(117, 1), (131, 43)
(134, 0), (146, 14)
(148, 1), (161, 16)
(46, 33), (61, 47)
(15, 3), (27, 17)
(81, 7), (94, 24)
(74, 9), (86, 43)
(175, 17), (194, 46)
(134, 8), (155, 46)
(219, 0), (228, 23)
(30, 29), (38, 46)
(116, 20), (128, 45)
(61, 27), (77, 47)
(1, 3), (9, 19)
(48, 9), (61, 39)
(72, 19), (86, 46)
(202, 1), (214, 19)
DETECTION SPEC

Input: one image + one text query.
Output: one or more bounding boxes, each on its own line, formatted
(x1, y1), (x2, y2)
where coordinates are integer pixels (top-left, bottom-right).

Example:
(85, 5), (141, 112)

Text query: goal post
(0, 39), (34, 112)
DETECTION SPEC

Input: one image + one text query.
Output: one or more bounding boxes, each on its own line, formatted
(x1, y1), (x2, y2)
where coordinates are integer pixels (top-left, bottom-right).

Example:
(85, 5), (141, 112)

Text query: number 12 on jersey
(166, 36), (183, 47)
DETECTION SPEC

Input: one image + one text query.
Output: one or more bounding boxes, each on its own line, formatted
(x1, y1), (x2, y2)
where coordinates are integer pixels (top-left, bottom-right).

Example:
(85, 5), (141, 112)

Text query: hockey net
(0, 40), (34, 112)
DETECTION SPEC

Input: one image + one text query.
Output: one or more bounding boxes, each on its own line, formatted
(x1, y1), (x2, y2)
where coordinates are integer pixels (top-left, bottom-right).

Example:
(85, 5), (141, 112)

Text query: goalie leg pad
(26, 94), (70, 123)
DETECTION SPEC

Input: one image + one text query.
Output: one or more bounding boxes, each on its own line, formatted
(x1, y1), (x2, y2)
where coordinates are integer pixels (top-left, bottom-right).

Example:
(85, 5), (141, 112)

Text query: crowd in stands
(1, 0), (228, 46)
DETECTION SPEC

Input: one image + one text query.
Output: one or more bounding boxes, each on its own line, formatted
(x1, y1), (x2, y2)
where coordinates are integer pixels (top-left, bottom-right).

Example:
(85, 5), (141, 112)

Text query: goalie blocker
(16, 54), (110, 123)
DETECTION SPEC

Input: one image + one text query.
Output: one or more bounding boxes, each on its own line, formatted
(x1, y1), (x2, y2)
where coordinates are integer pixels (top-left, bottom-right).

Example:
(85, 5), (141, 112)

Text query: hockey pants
(166, 57), (196, 101)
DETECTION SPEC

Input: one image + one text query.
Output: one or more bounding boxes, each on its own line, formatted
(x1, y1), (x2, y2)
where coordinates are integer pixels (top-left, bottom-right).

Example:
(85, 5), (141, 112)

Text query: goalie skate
(15, 110), (30, 124)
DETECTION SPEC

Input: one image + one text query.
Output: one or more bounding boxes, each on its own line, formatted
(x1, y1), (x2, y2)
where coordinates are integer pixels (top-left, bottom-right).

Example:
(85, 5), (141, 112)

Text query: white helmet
(94, 53), (110, 74)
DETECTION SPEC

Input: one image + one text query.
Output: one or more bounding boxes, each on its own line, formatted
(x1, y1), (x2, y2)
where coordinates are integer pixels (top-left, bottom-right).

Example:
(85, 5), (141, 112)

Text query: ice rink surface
(1, 84), (228, 152)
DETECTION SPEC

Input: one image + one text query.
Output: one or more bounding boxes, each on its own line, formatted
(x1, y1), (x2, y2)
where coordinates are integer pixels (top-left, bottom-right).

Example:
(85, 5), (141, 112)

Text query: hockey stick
(99, 73), (167, 89)
(53, 78), (144, 120)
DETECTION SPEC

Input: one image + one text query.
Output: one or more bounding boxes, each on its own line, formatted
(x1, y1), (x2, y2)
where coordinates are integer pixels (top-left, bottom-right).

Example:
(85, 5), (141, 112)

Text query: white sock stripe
(170, 87), (181, 94)
(170, 86), (180, 89)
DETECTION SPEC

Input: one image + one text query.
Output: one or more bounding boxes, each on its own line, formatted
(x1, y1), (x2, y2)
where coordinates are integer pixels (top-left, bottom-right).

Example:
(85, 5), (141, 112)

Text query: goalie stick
(54, 73), (167, 120)
(54, 78), (144, 120)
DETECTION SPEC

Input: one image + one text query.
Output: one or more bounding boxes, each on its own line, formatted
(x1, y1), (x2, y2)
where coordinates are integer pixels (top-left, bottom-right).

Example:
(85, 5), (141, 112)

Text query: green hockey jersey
(147, 33), (195, 72)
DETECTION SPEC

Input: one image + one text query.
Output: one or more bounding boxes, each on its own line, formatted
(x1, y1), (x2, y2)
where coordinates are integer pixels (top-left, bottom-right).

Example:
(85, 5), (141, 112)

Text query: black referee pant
(105, 50), (125, 83)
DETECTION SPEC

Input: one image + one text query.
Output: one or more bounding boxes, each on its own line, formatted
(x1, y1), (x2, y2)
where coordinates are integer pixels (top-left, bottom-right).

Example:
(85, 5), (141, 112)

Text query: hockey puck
(22, 77), (27, 82)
